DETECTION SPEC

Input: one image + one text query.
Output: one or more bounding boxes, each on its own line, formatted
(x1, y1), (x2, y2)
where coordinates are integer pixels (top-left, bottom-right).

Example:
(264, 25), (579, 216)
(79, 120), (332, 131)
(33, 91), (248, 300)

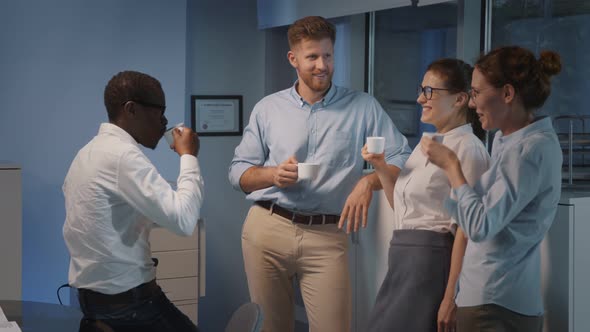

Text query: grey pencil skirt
(367, 229), (454, 332)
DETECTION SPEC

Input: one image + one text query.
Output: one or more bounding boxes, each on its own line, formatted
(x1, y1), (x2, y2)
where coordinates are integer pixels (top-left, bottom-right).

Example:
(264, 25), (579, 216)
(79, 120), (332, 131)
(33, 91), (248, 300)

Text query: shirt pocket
(322, 130), (354, 167)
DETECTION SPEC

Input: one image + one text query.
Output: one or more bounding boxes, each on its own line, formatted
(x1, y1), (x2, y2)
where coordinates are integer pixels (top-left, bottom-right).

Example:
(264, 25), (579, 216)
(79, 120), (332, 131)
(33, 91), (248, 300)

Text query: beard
(300, 70), (333, 93)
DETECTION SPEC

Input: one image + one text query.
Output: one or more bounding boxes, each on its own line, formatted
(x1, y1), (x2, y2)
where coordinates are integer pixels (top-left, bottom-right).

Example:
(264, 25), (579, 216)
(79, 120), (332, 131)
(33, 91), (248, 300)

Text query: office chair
(224, 302), (263, 332)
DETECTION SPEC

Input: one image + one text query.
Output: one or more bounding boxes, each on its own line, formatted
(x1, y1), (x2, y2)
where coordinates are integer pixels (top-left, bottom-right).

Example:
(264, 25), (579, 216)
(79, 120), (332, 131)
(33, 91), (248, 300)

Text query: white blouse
(392, 124), (490, 233)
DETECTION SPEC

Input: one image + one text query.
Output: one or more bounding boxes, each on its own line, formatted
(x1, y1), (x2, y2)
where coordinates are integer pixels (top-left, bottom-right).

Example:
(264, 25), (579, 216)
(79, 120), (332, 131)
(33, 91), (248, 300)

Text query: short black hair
(103, 71), (163, 121)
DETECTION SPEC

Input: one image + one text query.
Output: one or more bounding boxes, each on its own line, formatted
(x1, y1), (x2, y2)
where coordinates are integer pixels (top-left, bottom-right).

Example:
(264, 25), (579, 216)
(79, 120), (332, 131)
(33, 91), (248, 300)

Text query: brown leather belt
(255, 200), (340, 225)
(78, 279), (160, 306)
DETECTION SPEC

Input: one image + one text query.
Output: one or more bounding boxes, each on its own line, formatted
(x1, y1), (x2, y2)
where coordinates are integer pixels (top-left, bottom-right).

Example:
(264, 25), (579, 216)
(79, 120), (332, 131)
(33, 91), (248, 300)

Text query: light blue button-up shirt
(229, 83), (411, 215)
(445, 116), (562, 315)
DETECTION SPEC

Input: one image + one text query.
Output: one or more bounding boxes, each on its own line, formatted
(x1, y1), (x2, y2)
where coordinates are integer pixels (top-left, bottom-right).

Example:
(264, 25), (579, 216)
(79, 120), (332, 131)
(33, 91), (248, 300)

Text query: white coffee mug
(298, 162), (320, 181)
(366, 136), (385, 154)
(164, 122), (185, 146)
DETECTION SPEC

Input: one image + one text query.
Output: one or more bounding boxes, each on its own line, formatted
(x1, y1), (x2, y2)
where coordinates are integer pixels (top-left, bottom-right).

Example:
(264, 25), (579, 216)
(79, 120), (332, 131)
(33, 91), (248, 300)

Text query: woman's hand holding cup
(362, 144), (387, 170)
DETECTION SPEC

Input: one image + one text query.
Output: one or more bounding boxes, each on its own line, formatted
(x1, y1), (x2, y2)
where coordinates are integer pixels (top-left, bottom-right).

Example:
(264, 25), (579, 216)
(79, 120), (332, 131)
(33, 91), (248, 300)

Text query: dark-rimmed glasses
(417, 85), (454, 100)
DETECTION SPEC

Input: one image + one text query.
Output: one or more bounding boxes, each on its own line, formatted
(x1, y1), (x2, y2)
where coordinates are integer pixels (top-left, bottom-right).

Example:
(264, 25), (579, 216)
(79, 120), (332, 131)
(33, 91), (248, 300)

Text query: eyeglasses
(121, 100), (166, 112)
(417, 85), (454, 100)
(468, 86), (496, 101)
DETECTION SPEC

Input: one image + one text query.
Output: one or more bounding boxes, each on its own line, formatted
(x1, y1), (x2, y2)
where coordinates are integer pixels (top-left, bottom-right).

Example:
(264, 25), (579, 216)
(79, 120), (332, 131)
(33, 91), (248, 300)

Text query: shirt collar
(99, 123), (138, 146)
(495, 116), (553, 145)
(440, 123), (473, 138)
(289, 80), (337, 108)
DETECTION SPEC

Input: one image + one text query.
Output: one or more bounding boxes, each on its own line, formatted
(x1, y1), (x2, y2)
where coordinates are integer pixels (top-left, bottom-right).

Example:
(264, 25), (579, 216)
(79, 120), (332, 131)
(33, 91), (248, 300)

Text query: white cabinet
(350, 190), (394, 332)
(149, 218), (205, 325)
(0, 163), (22, 301)
(541, 191), (590, 332)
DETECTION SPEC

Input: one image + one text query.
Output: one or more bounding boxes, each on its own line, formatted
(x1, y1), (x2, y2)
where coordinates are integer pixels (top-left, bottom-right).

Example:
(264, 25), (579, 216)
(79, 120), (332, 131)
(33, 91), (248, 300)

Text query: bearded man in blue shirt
(229, 16), (411, 332)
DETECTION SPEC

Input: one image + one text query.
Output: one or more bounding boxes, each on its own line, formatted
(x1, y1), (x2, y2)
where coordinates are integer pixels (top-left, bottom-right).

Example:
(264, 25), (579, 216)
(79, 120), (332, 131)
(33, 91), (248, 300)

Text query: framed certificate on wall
(191, 95), (243, 136)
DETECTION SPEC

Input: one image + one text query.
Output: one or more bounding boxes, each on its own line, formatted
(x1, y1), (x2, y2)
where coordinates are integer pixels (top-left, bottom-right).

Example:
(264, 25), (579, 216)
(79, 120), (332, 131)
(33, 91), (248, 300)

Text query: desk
(0, 300), (82, 331)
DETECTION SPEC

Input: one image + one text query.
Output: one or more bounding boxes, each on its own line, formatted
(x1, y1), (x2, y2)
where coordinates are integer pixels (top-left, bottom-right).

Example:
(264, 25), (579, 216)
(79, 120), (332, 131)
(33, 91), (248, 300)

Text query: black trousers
(78, 281), (199, 332)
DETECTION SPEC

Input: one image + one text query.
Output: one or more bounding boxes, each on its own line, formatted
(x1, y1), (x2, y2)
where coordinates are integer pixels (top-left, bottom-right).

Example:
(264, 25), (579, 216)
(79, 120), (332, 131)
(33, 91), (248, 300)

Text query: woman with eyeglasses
(363, 58), (490, 332)
(421, 46), (562, 331)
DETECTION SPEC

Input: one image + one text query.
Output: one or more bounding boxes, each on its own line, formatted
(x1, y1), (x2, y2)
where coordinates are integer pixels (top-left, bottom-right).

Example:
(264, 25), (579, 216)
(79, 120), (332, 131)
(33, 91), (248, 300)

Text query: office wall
(0, 0), (187, 303)
(186, 0), (265, 330)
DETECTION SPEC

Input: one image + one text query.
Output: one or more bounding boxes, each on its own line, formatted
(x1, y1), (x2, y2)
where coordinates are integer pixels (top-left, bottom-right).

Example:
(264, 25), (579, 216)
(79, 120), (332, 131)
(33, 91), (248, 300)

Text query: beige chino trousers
(241, 204), (351, 332)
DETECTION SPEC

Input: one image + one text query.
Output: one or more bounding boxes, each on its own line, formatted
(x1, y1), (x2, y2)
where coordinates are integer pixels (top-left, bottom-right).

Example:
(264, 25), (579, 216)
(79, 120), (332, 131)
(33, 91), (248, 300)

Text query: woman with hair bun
(422, 46), (562, 331)
(364, 58), (490, 332)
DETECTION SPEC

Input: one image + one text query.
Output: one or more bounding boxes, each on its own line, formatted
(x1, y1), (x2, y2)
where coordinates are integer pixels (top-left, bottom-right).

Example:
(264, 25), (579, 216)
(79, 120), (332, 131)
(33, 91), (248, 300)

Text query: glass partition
(372, 2), (460, 147)
(488, 0), (590, 185)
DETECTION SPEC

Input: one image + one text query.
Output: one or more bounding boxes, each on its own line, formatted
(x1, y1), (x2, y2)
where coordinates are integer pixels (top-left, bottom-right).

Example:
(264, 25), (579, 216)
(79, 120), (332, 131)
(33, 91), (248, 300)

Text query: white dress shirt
(63, 123), (204, 294)
(393, 124), (490, 233)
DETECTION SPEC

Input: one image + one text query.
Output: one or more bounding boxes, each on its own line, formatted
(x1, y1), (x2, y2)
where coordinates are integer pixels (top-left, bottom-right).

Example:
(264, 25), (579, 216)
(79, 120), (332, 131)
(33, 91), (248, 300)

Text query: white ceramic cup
(366, 136), (385, 154)
(164, 122), (185, 146)
(298, 162), (320, 181)
(422, 132), (443, 166)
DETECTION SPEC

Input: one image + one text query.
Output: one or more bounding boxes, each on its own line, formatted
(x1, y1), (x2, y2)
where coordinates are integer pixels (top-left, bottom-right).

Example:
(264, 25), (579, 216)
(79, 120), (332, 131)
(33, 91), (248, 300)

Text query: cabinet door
(152, 250), (199, 279)
(0, 168), (22, 301)
(150, 227), (199, 251)
(158, 277), (199, 302)
(174, 299), (198, 324)
(571, 197), (590, 332)
(541, 203), (573, 332)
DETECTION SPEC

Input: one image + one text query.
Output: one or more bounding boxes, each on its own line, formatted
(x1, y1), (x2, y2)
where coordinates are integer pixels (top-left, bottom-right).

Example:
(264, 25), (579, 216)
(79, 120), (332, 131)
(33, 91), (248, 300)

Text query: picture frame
(191, 95), (243, 136)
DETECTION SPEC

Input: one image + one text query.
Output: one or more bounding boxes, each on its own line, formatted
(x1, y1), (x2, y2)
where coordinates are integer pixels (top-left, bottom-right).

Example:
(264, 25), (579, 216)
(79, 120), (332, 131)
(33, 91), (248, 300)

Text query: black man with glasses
(63, 70), (203, 332)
